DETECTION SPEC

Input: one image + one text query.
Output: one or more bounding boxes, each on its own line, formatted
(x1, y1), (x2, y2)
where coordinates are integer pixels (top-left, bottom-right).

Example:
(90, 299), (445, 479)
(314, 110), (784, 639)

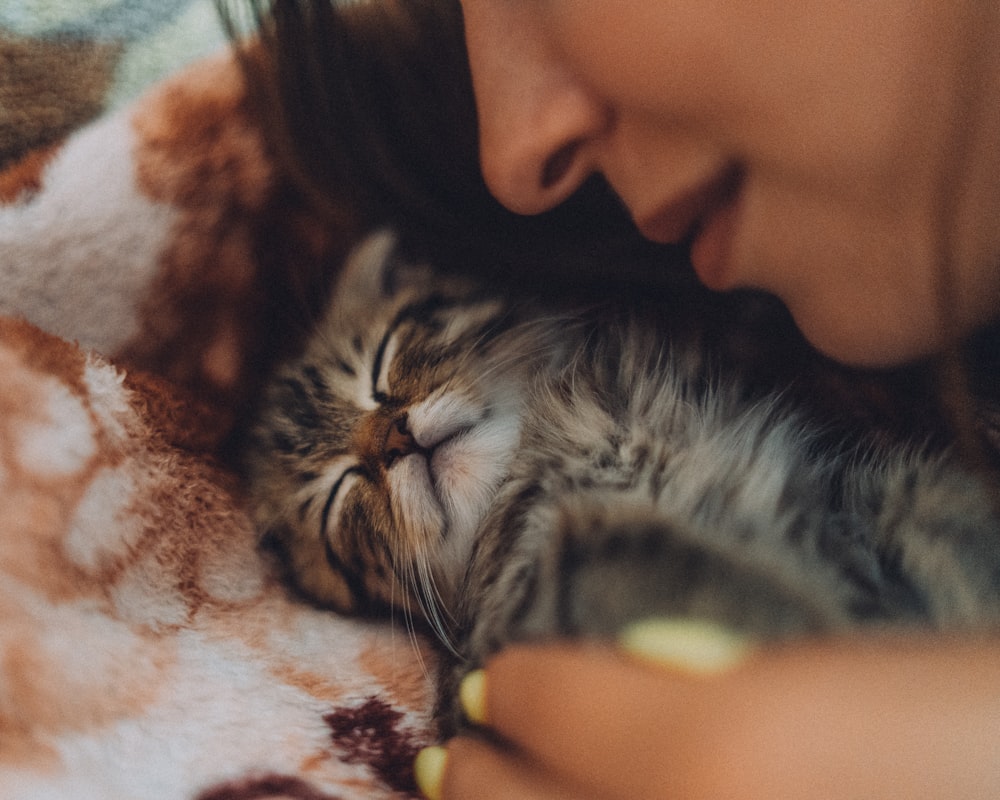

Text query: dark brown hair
(219, 0), (1000, 482)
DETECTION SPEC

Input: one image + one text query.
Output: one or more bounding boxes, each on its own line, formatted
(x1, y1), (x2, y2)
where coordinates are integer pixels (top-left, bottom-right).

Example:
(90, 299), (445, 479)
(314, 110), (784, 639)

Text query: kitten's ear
(334, 228), (405, 306)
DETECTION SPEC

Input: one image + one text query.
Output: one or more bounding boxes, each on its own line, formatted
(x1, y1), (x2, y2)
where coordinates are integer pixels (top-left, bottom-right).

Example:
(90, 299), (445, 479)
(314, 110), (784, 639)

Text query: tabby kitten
(245, 231), (1000, 681)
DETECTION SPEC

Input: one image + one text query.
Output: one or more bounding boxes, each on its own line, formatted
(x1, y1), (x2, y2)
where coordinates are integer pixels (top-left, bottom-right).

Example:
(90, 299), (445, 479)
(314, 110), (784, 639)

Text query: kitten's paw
(553, 516), (849, 638)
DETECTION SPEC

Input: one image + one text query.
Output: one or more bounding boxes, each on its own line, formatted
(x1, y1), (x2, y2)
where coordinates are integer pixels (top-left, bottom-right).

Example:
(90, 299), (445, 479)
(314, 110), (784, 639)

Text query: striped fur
(246, 232), (1000, 714)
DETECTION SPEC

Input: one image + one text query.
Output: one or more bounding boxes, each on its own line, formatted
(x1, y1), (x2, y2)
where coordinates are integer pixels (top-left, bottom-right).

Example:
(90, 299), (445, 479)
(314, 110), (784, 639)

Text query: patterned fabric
(0, 0), (225, 168)
(0, 6), (436, 799)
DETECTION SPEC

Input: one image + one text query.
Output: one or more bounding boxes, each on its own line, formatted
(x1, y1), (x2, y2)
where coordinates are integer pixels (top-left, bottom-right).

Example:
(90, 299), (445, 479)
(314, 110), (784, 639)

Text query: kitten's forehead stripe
(281, 376), (311, 409)
(302, 364), (330, 391)
(279, 376), (327, 433)
(270, 429), (297, 455)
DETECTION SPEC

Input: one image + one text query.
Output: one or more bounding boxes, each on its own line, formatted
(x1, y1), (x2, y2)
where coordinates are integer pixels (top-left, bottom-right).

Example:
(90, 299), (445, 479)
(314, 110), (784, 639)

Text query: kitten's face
(248, 233), (559, 626)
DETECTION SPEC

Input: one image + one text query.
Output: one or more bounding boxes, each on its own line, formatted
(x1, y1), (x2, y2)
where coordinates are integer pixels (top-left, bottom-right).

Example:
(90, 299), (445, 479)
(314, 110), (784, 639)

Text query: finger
(475, 636), (1000, 800)
(475, 642), (722, 798)
(417, 736), (602, 800)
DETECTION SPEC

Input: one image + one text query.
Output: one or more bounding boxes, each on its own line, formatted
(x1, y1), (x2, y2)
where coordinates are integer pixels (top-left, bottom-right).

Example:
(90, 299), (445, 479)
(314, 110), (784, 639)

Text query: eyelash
(371, 326), (394, 402)
(373, 312), (412, 406)
(321, 467), (362, 539)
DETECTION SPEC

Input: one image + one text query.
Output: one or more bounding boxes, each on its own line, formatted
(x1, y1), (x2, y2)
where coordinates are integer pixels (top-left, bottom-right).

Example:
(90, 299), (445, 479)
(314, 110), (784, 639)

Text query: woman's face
(458, 0), (1000, 366)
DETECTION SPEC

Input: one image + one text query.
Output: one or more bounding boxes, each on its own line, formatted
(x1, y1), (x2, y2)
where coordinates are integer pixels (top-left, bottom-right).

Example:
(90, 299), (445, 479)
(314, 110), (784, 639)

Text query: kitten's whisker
(411, 549), (461, 658)
(388, 557), (433, 682)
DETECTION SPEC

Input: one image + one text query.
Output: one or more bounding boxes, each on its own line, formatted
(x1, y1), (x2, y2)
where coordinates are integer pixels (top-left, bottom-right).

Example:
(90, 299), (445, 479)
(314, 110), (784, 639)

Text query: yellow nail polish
(414, 745), (448, 800)
(459, 668), (487, 725)
(620, 618), (753, 675)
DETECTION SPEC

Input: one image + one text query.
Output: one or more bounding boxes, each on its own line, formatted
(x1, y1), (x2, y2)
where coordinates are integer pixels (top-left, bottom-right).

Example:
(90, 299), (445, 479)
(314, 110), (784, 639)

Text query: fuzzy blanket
(1, 5), (437, 798)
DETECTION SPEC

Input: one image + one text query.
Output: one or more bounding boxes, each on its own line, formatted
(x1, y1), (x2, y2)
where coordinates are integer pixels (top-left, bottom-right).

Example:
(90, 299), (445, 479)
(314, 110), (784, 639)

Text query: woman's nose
(478, 87), (607, 215)
(463, 12), (609, 215)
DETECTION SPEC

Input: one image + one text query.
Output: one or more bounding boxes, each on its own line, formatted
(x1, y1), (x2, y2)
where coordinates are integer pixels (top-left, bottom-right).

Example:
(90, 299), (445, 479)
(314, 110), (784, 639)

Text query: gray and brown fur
(245, 232), (1000, 718)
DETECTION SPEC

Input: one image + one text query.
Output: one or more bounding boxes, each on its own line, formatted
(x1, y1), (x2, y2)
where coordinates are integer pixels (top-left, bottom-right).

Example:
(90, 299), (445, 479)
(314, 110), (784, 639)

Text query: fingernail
(459, 668), (487, 725)
(619, 618), (753, 675)
(414, 745), (447, 800)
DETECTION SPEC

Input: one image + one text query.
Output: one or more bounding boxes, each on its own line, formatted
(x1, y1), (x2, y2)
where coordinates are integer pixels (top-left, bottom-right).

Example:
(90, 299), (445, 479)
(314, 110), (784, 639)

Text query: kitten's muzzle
(354, 410), (427, 470)
(384, 415), (429, 466)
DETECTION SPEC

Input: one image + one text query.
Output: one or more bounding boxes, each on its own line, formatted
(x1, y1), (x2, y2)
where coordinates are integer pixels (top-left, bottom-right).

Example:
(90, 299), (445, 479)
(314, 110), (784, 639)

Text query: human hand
(415, 621), (1000, 799)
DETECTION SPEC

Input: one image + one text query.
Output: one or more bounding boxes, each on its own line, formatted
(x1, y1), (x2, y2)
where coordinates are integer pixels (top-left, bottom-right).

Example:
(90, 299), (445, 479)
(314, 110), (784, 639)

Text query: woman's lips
(636, 164), (744, 291)
(688, 168), (743, 290)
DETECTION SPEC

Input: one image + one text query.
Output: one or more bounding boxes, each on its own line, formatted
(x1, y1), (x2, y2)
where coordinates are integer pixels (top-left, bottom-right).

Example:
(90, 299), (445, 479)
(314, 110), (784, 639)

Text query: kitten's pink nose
(383, 416), (419, 466)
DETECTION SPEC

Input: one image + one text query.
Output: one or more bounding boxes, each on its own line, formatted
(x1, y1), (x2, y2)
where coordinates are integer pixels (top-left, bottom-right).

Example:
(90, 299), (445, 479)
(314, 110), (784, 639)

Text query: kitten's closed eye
(320, 465), (363, 542)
